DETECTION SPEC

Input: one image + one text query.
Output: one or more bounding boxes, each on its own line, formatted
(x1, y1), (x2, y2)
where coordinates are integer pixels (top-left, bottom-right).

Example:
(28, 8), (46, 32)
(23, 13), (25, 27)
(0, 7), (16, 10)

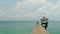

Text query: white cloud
(16, 0), (47, 7)
(1, 0), (60, 21)
(26, 0), (47, 4)
(0, 10), (5, 17)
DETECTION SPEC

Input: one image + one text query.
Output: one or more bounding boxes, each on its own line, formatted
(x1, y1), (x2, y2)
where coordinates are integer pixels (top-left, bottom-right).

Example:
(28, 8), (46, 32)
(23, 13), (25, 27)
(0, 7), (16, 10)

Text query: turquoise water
(0, 21), (60, 34)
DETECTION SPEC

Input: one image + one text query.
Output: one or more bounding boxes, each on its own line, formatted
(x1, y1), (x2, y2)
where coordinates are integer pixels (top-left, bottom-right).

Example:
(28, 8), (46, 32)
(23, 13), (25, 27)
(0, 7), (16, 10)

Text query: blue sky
(0, 0), (57, 8)
(0, 0), (58, 8)
(0, 0), (24, 8)
(0, 0), (60, 21)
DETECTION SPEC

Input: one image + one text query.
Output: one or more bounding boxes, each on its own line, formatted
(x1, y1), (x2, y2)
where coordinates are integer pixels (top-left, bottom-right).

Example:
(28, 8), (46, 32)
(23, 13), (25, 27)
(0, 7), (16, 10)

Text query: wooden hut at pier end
(41, 16), (48, 29)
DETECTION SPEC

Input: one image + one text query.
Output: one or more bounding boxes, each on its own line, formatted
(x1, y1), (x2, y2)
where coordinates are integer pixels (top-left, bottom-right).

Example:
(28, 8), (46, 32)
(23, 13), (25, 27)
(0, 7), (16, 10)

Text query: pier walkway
(31, 24), (49, 34)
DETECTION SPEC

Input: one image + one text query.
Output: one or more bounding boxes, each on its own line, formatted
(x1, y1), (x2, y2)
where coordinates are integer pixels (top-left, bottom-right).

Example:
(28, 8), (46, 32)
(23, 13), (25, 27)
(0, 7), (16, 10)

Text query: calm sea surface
(0, 21), (60, 34)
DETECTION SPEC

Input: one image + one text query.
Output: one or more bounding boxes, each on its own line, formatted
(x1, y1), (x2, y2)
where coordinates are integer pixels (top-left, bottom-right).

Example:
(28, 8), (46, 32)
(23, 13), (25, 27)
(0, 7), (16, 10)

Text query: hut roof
(41, 16), (48, 20)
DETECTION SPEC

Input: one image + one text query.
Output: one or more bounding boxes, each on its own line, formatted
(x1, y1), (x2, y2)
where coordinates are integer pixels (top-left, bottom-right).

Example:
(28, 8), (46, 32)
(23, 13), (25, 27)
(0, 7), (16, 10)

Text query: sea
(0, 21), (60, 34)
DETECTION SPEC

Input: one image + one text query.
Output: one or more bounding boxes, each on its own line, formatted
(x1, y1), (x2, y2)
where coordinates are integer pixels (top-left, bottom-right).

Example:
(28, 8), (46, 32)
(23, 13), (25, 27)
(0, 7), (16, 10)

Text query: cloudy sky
(0, 0), (60, 21)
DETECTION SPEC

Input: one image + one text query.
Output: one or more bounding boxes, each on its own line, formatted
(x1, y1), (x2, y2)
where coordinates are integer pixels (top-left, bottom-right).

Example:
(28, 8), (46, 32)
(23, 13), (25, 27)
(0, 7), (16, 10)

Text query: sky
(0, 0), (60, 21)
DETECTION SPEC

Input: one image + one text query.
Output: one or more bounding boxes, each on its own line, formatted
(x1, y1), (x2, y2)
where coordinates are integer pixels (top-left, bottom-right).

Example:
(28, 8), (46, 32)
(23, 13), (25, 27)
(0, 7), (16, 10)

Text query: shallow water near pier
(0, 21), (60, 34)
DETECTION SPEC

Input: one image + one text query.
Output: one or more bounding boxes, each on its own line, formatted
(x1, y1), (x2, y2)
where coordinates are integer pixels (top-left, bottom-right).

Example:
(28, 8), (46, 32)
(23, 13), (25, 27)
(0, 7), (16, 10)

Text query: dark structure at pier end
(41, 16), (48, 29)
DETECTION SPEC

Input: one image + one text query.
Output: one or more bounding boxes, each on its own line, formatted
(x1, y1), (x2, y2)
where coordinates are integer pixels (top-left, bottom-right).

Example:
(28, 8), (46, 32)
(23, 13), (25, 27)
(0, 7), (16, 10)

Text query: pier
(31, 24), (49, 34)
(31, 16), (49, 34)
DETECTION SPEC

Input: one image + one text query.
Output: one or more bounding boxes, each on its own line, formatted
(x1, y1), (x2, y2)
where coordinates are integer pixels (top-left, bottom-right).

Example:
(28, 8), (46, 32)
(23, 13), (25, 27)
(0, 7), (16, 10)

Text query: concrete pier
(31, 24), (49, 34)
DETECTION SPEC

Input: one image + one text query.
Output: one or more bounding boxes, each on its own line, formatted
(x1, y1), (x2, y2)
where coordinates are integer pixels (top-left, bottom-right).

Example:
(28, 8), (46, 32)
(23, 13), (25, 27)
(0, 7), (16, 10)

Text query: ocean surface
(0, 21), (60, 34)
